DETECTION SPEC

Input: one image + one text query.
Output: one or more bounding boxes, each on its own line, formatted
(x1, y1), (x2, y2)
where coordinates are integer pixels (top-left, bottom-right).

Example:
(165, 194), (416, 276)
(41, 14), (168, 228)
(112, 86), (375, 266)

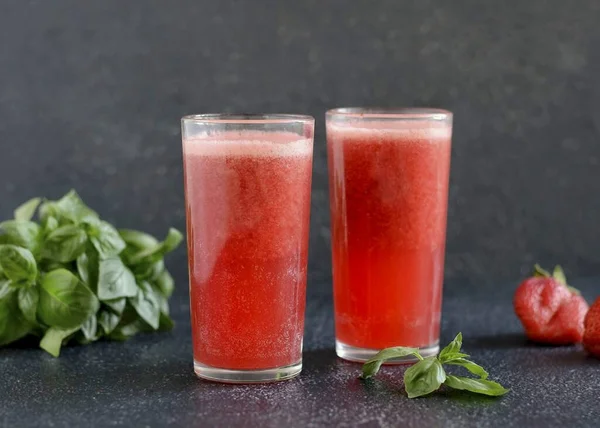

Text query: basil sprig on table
(0, 190), (182, 356)
(361, 333), (509, 398)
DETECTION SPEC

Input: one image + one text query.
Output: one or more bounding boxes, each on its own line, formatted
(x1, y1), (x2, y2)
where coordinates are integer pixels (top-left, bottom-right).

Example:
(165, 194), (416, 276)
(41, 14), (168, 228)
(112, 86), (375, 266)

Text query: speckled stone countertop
(1, 278), (599, 428)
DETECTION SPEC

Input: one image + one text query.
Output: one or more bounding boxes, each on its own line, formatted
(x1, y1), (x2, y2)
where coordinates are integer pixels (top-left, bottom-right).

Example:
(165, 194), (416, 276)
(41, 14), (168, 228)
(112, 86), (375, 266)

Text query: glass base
(336, 340), (439, 364)
(194, 360), (302, 384)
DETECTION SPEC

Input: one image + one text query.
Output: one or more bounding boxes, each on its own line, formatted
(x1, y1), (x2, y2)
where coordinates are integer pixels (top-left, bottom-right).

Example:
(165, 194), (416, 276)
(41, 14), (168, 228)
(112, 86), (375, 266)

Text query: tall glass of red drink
(326, 108), (453, 363)
(181, 114), (314, 382)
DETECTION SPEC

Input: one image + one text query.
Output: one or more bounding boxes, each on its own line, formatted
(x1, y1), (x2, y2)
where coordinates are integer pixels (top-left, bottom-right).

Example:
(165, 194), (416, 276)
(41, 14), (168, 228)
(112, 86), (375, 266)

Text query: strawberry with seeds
(514, 265), (589, 345)
(583, 298), (600, 358)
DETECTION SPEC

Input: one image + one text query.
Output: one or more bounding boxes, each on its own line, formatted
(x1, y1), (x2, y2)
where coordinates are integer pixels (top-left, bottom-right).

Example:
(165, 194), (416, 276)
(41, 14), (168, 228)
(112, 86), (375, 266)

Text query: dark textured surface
(1, 2), (600, 425)
(1, 278), (599, 428)
(1, 1), (600, 287)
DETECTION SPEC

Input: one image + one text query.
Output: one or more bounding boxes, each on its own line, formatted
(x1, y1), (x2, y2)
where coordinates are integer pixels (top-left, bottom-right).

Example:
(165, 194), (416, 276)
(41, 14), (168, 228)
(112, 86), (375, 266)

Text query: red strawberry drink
(327, 108), (453, 362)
(182, 114), (314, 383)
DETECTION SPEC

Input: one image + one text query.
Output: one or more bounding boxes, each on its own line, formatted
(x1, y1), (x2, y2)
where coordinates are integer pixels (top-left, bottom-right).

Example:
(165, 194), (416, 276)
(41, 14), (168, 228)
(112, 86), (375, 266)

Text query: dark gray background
(1, 0), (600, 290)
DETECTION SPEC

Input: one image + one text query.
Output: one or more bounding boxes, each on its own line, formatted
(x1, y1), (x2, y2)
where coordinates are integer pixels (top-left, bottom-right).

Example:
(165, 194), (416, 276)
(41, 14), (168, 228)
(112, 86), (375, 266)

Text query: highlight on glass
(181, 114), (314, 383)
(326, 108), (453, 363)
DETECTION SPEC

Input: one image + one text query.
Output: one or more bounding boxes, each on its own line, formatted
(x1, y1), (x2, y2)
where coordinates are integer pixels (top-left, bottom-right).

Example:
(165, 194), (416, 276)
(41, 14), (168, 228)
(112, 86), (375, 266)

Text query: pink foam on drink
(183, 131), (312, 158)
(327, 120), (452, 141)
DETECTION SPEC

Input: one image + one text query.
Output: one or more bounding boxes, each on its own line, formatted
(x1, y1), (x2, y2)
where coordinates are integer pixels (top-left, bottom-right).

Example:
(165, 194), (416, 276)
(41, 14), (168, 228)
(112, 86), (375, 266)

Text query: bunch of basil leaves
(0, 190), (182, 356)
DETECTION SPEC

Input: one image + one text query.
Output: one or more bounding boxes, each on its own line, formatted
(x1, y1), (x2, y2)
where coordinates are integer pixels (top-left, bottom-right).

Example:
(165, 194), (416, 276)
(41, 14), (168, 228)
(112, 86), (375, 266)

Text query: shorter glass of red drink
(181, 114), (314, 383)
(326, 108), (453, 363)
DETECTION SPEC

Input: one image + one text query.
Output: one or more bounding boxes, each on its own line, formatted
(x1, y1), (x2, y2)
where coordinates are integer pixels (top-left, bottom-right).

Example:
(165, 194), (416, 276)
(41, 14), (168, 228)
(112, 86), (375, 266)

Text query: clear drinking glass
(181, 114), (314, 382)
(326, 108), (453, 363)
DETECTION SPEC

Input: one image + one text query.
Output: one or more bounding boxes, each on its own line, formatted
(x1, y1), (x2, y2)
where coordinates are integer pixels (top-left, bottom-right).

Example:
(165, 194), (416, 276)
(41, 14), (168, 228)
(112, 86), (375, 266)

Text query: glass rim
(181, 113), (314, 125)
(326, 107), (452, 121)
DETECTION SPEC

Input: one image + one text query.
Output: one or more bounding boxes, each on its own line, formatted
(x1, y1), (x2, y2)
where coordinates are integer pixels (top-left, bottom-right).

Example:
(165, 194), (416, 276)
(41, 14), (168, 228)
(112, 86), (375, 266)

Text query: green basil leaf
(108, 320), (142, 341)
(439, 352), (470, 363)
(80, 314), (98, 342)
(88, 221), (126, 257)
(98, 309), (120, 334)
(361, 346), (420, 379)
(149, 282), (172, 330)
(39, 260), (71, 272)
(158, 312), (174, 331)
(118, 229), (159, 251)
(38, 201), (56, 223)
(50, 190), (98, 224)
(438, 332), (467, 363)
(43, 225), (88, 262)
(97, 257), (137, 300)
(0, 281), (32, 345)
(0, 245), (37, 285)
(152, 284), (169, 315)
(104, 297), (126, 314)
(444, 358), (489, 379)
(0, 220), (42, 254)
(131, 259), (164, 281)
(38, 269), (99, 329)
(78, 248), (99, 292)
(18, 286), (39, 324)
(42, 216), (59, 234)
(404, 357), (447, 398)
(76, 252), (90, 285)
(0, 279), (12, 298)
(14, 197), (41, 221)
(129, 228), (183, 265)
(117, 301), (139, 324)
(153, 269), (174, 297)
(39, 326), (79, 357)
(129, 281), (160, 330)
(444, 375), (509, 396)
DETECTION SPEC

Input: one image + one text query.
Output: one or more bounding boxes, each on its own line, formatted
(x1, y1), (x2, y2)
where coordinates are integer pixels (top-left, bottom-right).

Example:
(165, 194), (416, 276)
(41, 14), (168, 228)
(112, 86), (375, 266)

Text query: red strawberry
(514, 265), (589, 345)
(583, 297), (600, 358)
